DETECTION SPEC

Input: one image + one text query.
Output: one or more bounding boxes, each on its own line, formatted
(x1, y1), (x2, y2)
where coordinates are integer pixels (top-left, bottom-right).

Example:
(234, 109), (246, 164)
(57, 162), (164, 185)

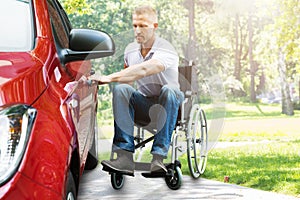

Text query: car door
(47, 0), (97, 164)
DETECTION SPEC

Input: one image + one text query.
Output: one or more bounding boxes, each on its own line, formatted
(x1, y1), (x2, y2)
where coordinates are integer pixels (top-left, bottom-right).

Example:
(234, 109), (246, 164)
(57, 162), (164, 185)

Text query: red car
(0, 0), (114, 199)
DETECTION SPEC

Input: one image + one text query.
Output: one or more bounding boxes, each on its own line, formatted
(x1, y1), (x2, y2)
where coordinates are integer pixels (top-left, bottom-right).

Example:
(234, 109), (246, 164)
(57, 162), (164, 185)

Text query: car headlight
(0, 105), (36, 185)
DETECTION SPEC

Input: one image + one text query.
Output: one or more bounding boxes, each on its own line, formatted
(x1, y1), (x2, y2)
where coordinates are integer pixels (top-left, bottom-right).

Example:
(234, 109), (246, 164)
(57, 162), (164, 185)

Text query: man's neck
(141, 36), (155, 58)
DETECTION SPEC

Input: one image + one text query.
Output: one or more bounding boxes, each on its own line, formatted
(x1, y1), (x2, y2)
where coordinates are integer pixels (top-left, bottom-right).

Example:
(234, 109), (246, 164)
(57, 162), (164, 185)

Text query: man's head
(132, 5), (158, 46)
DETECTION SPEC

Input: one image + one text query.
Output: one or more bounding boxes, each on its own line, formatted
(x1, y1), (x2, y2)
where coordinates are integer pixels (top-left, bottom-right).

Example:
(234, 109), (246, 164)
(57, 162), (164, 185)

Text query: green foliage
(59, 0), (300, 115)
(275, 0), (300, 61)
(60, 0), (91, 15)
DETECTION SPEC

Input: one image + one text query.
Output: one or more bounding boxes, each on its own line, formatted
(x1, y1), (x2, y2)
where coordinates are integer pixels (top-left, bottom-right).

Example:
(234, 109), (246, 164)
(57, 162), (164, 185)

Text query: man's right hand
(88, 74), (111, 85)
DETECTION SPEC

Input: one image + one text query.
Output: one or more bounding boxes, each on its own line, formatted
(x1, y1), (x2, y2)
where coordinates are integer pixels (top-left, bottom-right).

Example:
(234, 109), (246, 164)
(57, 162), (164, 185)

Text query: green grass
(179, 141), (300, 197)
(183, 102), (300, 197)
(203, 102), (300, 120)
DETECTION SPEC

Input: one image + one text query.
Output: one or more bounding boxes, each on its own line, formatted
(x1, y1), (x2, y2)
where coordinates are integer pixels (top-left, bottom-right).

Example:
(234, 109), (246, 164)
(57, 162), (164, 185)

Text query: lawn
(180, 140), (300, 197)
(183, 102), (300, 197)
(203, 102), (300, 120)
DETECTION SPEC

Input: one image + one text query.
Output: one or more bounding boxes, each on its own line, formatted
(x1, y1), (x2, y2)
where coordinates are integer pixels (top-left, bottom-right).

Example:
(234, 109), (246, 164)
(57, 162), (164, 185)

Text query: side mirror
(62, 29), (115, 64)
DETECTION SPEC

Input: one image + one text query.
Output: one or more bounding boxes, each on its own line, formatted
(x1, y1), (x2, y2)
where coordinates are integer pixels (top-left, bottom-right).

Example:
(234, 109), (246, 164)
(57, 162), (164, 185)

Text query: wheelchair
(107, 64), (208, 190)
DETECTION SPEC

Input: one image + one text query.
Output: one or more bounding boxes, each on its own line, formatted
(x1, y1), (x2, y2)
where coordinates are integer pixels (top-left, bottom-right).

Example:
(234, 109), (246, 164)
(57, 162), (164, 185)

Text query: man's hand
(88, 73), (111, 85)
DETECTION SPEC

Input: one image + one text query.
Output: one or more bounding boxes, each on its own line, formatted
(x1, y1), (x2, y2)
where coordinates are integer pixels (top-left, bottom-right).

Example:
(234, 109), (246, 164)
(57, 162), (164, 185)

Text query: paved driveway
(78, 166), (299, 200)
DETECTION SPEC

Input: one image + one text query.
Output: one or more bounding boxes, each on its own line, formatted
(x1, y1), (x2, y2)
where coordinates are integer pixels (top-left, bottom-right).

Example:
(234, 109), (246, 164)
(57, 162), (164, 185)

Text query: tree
(213, 0), (254, 97)
(278, 49), (294, 115)
(271, 0), (300, 115)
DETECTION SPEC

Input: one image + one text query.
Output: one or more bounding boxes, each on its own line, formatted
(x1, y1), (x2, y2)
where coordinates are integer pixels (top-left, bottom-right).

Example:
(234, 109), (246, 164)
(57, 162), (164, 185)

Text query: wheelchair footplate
(107, 161), (183, 190)
(141, 170), (168, 178)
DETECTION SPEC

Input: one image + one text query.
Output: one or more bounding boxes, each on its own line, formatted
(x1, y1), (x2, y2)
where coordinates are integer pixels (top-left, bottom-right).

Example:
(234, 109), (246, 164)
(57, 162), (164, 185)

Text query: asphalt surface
(78, 165), (299, 200)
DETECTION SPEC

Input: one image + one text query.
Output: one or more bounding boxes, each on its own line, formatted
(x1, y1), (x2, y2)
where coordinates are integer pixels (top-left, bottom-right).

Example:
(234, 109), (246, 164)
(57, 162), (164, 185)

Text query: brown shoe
(101, 150), (134, 176)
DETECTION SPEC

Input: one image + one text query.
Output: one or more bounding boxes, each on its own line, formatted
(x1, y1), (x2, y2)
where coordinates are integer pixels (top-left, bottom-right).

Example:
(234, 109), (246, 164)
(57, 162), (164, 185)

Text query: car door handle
(90, 69), (95, 76)
(86, 69), (96, 86)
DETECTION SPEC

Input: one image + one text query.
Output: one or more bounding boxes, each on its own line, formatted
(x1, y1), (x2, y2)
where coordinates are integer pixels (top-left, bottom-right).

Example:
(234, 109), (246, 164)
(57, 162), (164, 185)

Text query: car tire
(84, 117), (99, 170)
(65, 171), (76, 200)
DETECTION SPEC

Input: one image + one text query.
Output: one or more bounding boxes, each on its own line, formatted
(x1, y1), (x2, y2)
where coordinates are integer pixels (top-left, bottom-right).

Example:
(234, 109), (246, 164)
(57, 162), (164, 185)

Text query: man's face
(132, 14), (157, 46)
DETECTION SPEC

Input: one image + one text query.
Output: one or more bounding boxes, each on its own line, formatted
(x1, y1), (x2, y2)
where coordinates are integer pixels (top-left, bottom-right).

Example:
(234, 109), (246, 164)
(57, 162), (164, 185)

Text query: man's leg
(101, 84), (153, 174)
(112, 84), (154, 152)
(101, 84), (136, 175)
(150, 86), (184, 172)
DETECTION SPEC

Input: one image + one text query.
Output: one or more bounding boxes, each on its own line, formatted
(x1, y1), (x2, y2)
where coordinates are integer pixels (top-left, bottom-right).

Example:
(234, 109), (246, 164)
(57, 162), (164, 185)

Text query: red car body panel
(0, 172), (61, 199)
(0, 0), (106, 199)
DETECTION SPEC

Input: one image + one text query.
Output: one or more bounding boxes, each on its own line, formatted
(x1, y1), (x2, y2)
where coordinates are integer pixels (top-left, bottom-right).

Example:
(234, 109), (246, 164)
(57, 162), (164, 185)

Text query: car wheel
(66, 171), (76, 200)
(84, 117), (99, 170)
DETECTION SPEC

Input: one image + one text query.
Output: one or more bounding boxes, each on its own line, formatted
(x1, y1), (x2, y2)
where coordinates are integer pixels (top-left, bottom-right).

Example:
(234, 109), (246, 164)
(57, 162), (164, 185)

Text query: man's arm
(89, 59), (164, 84)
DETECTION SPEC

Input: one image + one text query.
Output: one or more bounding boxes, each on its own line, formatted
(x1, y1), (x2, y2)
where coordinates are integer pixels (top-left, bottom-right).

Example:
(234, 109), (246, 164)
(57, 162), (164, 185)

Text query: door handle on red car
(90, 69), (95, 76)
(86, 69), (96, 86)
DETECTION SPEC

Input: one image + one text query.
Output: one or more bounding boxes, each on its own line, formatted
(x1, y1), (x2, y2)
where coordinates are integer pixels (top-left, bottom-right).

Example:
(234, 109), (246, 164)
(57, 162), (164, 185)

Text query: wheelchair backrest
(178, 65), (198, 94)
(178, 65), (199, 122)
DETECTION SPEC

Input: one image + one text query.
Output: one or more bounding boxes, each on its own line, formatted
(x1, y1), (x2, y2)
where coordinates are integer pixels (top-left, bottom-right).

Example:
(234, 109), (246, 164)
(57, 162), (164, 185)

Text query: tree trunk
(278, 49), (294, 116)
(183, 0), (198, 92)
(184, 0), (197, 62)
(233, 13), (241, 82)
(299, 80), (300, 102)
(248, 13), (256, 102)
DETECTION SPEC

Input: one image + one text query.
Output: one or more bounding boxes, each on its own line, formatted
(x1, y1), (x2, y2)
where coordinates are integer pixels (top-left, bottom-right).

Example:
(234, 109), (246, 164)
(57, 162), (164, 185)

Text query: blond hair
(133, 5), (158, 23)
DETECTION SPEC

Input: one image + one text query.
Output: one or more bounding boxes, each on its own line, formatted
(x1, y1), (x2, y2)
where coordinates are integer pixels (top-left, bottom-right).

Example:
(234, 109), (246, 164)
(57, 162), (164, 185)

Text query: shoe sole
(101, 161), (134, 176)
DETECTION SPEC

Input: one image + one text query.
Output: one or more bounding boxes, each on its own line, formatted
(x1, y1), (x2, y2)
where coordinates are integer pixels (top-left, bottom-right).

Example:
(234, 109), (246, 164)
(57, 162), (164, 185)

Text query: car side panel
(19, 87), (72, 196)
(0, 172), (61, 200)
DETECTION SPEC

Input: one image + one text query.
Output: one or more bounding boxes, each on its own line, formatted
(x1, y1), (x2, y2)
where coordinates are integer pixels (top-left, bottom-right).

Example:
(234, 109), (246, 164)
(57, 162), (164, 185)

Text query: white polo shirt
(124, 36), (179, 97)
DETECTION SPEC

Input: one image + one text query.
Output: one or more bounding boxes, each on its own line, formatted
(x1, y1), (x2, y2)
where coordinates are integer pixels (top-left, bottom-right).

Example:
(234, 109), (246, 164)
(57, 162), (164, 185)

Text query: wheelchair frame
(109, 65), (208, 190)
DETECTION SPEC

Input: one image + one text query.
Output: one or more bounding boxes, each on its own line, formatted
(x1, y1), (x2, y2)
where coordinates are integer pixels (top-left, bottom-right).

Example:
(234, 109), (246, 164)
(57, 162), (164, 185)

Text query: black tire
(85, 117), (99, 170)
(111, 173), (125, 190)
(165, 166), (182, 190)
(65, 171), (76, 200)
(187, 104), (208, 178)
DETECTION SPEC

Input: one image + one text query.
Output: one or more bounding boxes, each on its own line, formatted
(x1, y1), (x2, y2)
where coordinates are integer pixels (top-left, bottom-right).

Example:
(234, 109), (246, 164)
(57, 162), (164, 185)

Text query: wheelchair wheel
(187, 104), (208, 178)
(165, 166), (182, 190)
(111, 173), (125, 190)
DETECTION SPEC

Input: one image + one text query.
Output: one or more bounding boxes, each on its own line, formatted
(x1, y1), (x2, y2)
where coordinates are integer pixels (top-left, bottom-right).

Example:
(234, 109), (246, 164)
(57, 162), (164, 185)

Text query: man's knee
(113, 84), (135, 98)
(160, 85), (184, 103)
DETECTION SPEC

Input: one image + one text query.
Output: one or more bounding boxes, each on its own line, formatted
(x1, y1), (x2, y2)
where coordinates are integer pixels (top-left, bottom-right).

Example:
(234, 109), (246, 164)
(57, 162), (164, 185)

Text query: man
(89, 5), (184, 175)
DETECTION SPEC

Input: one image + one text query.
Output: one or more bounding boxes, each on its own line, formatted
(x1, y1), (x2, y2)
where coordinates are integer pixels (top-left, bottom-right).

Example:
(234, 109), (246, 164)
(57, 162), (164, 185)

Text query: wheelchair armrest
(185, 90), (192, 97)
(180, 97), (189, 123)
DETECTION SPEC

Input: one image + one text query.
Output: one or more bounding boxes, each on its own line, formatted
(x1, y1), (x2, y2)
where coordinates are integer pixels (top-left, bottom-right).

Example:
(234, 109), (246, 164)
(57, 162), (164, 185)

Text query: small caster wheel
(165, 166), (182, 190)
(111, 173), (125, 190)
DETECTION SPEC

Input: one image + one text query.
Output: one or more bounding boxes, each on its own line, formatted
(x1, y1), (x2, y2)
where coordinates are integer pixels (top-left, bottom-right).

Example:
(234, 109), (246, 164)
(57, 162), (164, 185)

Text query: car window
(47, 0), (69, 49)
(0, 0), (34, 51)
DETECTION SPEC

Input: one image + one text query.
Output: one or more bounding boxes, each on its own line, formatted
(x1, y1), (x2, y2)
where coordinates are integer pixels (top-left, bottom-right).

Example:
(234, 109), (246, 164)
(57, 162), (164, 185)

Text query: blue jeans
(112, 84), (184, 158)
